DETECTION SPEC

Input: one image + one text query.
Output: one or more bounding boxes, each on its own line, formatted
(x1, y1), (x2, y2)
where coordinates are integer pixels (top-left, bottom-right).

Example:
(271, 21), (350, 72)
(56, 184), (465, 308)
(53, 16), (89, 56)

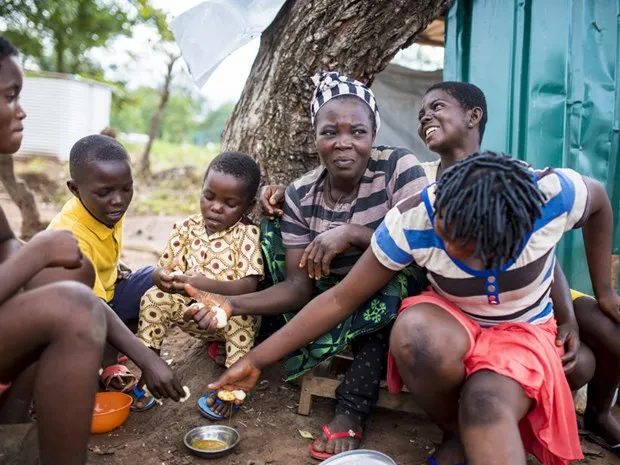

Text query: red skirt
(387, 289), (583, 465)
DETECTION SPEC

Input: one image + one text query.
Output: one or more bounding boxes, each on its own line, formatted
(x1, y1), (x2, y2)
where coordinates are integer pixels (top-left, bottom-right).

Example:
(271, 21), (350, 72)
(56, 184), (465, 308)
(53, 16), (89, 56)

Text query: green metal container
(444, 0), (620, 293)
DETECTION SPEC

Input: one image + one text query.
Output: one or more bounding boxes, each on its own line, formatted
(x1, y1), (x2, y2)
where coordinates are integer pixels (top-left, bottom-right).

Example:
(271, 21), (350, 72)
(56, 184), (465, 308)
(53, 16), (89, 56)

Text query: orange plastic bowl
(90, 392), (132, 434)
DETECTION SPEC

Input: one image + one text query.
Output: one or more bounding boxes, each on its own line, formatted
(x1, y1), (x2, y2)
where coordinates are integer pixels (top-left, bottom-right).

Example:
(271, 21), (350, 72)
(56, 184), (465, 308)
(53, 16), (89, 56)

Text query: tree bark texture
(140, 54), (179, 176)
(0, 155), (45, 240)
(221, 0), (450, 184)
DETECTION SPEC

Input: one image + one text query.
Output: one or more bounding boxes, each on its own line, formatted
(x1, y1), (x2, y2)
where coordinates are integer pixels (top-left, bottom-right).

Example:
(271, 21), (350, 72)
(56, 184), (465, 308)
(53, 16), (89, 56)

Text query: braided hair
(434, 151), (547, 269)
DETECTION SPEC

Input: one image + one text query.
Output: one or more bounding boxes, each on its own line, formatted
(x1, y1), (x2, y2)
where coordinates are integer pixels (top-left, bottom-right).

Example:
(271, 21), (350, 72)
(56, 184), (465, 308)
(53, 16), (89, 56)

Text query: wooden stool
(298, 354), (423, 416)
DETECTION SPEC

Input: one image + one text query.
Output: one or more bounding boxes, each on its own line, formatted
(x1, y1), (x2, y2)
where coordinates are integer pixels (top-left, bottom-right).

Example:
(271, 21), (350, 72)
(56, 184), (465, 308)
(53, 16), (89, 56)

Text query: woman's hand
(207, 356), (262, 400)
(183, 284), (232, 333)
(300, 224), (366, 279)
(556, 323), (580, 375)
(596, 289), (620, 324)
(260, 185), (286, 219)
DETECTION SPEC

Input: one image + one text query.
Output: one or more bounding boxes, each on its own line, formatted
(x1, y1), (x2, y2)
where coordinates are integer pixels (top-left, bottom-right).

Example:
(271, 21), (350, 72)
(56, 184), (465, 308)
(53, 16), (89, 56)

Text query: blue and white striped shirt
(371, 168), (590, 326)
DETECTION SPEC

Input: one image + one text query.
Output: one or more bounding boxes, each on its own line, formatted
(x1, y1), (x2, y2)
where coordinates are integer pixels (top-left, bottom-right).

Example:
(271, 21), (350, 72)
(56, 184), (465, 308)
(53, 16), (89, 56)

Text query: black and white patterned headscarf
(310, 71), (381, 131)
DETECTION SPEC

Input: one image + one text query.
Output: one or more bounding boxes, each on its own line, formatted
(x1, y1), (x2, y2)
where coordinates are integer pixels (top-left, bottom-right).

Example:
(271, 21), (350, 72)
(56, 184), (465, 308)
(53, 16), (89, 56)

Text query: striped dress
(260, 146), (429, 379)
(281, 146), (428, 276)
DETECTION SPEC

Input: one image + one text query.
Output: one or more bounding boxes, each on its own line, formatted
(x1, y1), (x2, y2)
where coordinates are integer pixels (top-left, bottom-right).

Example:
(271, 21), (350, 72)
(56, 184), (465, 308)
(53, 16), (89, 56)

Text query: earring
(468, 123), (473, 128)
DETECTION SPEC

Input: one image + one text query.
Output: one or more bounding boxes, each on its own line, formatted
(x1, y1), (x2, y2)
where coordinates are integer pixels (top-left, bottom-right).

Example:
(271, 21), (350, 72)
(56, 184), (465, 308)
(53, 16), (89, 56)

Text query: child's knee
(390, 310), (448, 372)
(459, 373), (520, 428)
(50, 282), (107, 346)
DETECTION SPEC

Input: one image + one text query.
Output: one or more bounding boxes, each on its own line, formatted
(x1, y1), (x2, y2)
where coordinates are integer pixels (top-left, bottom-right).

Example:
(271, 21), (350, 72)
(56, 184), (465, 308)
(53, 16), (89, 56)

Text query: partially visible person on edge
(198, 83), (618, 465)
(263, 81), (620, 459)
(0, 35), (106, 465)
(47, 134), (185, 409)
(136, 152), (264, 414)
(183, 71), (430, 459)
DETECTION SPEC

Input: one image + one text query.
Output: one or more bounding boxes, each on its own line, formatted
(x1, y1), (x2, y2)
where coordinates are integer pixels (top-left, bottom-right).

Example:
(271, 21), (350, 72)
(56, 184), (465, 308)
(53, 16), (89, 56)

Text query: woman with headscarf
(184, 71), (429, 459)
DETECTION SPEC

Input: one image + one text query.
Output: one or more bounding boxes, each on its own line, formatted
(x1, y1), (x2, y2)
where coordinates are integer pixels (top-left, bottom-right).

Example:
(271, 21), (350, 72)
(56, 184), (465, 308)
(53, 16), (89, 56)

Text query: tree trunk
(221, 0), (450, 184)
(0, 155), (45, 240)
(140, 54), (179, 176)
(55, 33), (66, 73)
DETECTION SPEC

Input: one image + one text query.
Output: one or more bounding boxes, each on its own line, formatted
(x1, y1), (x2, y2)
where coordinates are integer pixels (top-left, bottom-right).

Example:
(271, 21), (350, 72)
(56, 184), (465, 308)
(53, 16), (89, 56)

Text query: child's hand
(29, 230), (83, 269)
(556, 323), (580, 375)
(117, 261), (132, 280)
(260, 185), (286, 219)
(597, 289), (620, 323)
(182, 284), (231, 333)
(167, 272), (200, 294)
(138, 354), (185, 402)
(207, 356), (261, 402)
(152, 267), (175, 293)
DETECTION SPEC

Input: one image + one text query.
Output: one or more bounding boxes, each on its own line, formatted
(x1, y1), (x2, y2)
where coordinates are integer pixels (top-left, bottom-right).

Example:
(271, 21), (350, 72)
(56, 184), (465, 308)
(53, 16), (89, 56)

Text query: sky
(93, 0), (262, 109)
(95, 0), (443, 110)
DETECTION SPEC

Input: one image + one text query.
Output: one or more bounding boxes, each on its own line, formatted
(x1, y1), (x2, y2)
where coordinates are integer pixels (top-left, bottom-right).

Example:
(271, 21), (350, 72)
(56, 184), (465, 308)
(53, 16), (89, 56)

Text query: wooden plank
(297, 370), (425, 416)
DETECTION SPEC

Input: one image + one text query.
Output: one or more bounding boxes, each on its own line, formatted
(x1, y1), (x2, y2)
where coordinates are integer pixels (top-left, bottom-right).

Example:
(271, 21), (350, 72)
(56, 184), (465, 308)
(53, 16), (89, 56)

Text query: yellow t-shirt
(47, 197), (123, 301)
(570, 289), (590, 301)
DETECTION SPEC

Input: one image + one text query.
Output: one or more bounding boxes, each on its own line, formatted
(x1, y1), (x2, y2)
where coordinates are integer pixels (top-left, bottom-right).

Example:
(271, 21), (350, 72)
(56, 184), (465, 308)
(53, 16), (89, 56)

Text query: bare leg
(390, 304), (470, 465)
(459, 371), (532, 465)
(574, 296), (620, 444)
(0, 281), (107, 465)
(0, 364), (35, 424)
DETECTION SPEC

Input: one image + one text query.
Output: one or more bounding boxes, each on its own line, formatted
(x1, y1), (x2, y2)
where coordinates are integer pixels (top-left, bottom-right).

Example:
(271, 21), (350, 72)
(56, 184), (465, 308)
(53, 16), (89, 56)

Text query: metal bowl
(183, 425), (240, 459)
(321, 449), (397, 464)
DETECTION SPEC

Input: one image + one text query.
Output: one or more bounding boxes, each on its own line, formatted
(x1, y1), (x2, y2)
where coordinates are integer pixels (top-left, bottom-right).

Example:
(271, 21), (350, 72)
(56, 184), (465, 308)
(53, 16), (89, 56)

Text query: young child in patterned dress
(137, 152), (263, 413)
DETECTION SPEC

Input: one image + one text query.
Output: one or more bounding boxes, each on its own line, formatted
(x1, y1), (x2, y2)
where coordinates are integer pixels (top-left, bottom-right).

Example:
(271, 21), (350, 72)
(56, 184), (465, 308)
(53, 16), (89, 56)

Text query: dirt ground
(2, 197), (620, 465)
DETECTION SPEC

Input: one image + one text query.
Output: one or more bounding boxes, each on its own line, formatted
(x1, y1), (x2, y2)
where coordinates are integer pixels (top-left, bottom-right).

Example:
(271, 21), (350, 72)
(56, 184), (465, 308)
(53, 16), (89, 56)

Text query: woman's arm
(228, 249), (314, 316)
(204, 248), (399, 394)
(248, 248), (396, 369)
(173, 275), (259, 296)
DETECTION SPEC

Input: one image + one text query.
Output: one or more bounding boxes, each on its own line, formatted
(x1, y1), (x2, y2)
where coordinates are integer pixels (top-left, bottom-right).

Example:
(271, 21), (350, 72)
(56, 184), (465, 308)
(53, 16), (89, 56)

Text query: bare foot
(431, 433), (465, 465)
(206, 394), (235, 417)
(584, 407), (620, 446)
(312, 413), (362, 456)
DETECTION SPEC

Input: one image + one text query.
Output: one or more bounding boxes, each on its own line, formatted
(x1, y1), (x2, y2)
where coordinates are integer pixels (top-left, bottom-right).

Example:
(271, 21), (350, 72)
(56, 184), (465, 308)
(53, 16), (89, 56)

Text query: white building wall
(16, 76), (111, 160)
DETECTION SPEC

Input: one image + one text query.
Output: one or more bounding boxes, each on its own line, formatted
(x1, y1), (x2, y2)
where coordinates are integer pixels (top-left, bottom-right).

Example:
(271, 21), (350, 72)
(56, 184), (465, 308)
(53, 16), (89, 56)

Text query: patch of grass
(130, 175), (202, 216)
(121, 139), (220, 172)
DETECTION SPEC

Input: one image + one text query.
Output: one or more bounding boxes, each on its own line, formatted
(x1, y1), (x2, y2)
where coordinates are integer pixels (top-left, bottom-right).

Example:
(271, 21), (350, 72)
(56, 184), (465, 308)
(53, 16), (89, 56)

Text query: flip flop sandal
(309, 424), (362, 460)
(428, 457), (467, 465)
(130, 386), (157, 412)
(207, 342), (226, 367)
(585, 432), (620, 457)
(197, 392), (242, 421)
(99, 364), (138, 393)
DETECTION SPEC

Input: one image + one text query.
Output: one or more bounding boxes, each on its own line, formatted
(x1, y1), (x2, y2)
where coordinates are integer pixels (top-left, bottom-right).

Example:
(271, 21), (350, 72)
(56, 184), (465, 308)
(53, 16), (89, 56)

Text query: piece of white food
(180, 385), (191, 402)
(213, 306), (227, 329)
(232, 390), (246, 401)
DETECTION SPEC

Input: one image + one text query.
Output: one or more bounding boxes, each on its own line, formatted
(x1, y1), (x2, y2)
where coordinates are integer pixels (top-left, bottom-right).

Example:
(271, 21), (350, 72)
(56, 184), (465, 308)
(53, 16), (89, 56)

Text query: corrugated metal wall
(17, 77), (112, 160)
(444, 0), (620, 294)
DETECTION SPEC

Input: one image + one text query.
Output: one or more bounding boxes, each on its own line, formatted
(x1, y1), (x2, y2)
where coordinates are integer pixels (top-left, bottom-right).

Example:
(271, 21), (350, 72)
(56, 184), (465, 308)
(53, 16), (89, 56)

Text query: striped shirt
(281, 146), (427, 275)
(371, 168), (591, 326)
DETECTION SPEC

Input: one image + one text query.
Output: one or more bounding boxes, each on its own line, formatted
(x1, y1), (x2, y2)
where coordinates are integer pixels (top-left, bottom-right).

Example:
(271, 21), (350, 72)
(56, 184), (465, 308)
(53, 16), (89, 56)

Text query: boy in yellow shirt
(48, 135), (175, 405)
